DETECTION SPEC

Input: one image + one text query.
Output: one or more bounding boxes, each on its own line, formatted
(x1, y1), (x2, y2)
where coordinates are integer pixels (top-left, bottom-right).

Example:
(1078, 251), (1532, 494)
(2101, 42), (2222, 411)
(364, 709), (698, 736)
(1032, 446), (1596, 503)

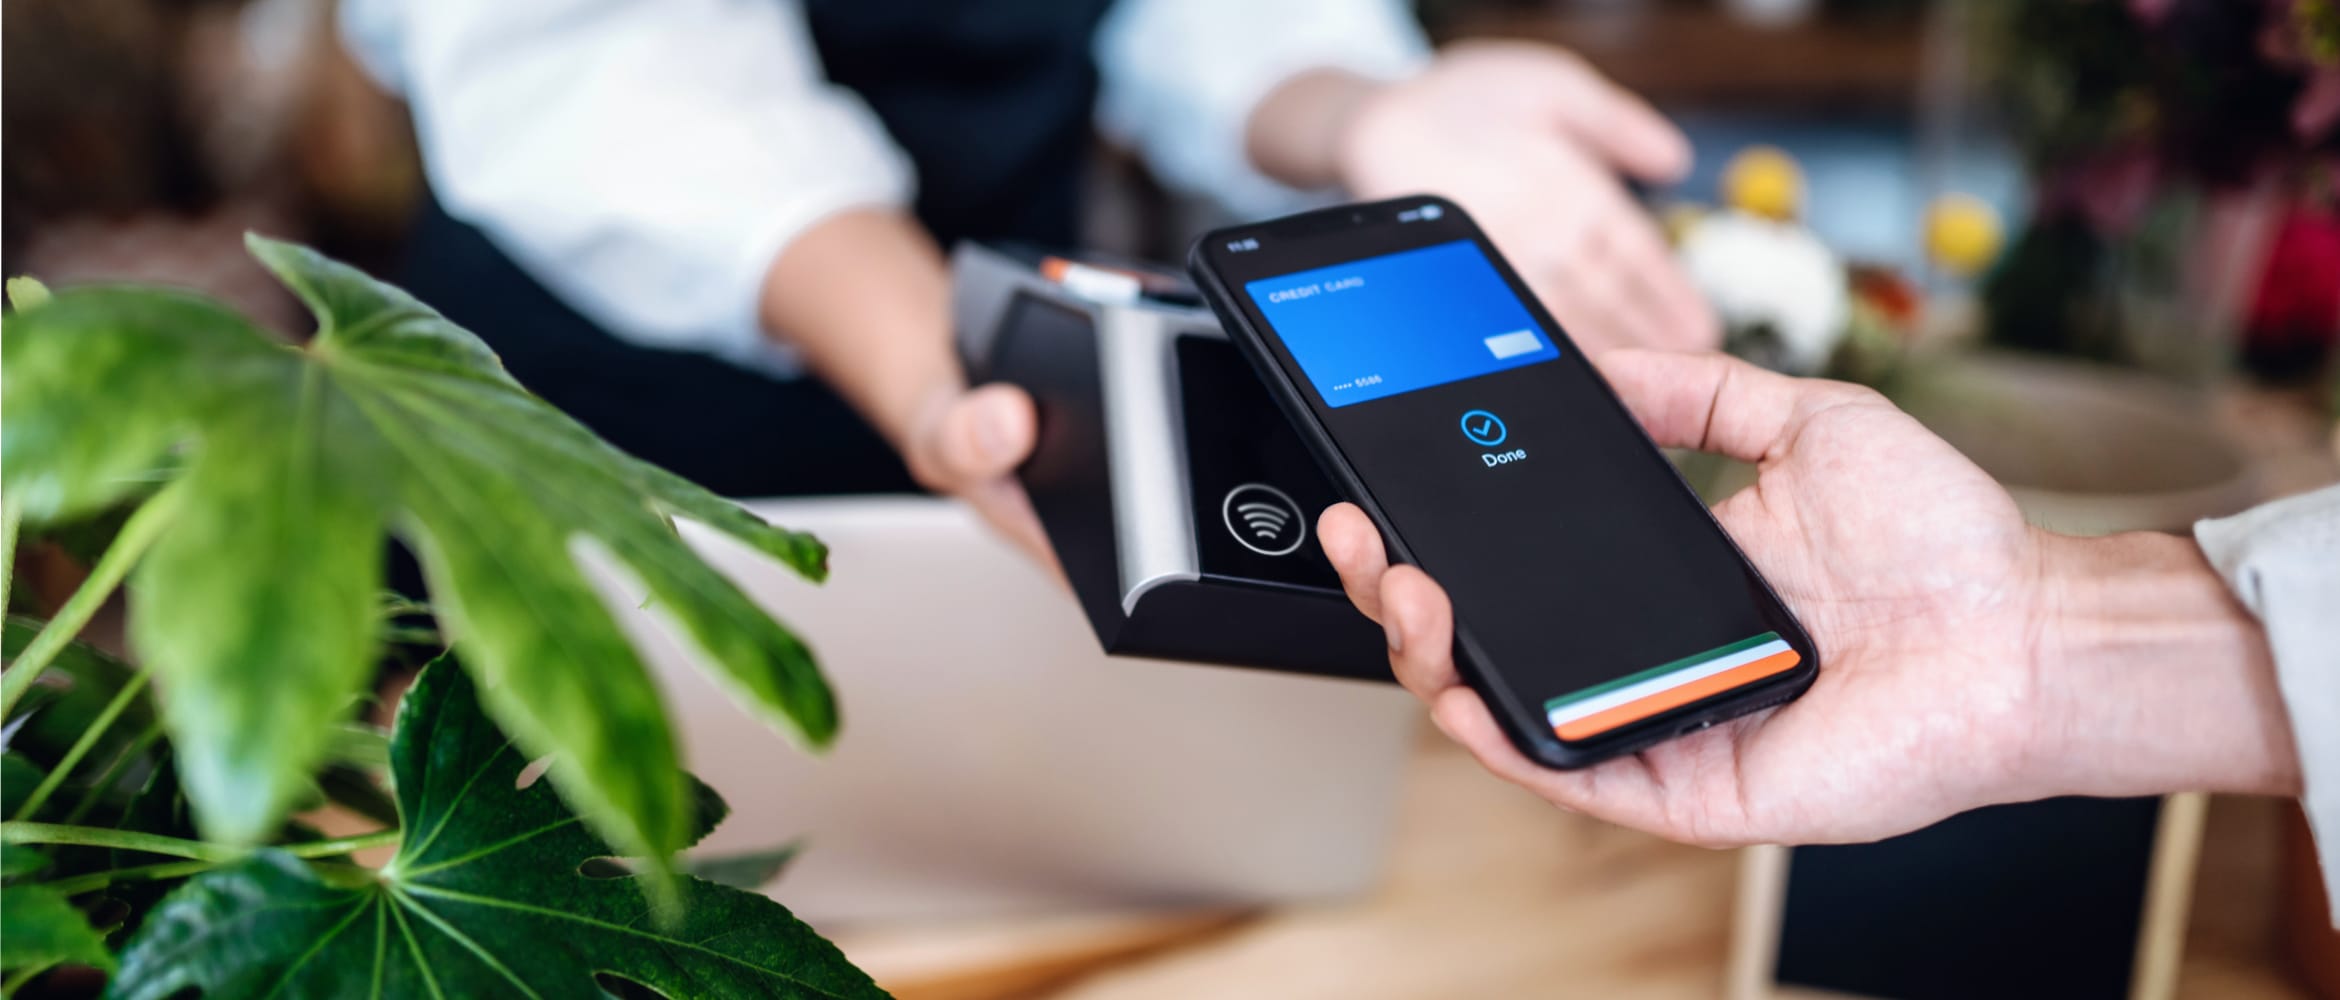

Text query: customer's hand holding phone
(1319, 350), (2301, 846)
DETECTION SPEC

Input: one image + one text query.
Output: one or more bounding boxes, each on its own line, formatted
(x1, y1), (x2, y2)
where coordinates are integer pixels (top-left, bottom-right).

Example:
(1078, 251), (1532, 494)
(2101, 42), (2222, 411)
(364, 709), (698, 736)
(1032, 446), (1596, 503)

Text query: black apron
(397, 0), (1116, 497)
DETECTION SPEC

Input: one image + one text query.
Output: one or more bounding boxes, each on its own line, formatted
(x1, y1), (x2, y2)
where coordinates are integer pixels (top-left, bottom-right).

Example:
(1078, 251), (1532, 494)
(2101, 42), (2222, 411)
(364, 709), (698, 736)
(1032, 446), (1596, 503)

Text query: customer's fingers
(1594, 350), (1818, 463)
(925, 383), (1037, 485)
(1610, 213), (1720, 352)
(1378, 564), (1459, 699)
(1317, 503), (1388, 623)
(1425, 686), (1678, 835)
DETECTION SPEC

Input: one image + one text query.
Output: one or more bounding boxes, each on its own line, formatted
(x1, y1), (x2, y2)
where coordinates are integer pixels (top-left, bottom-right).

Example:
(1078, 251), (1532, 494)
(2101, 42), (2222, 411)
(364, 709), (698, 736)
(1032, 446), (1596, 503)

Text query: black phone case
(1185, 195), (1819, 770)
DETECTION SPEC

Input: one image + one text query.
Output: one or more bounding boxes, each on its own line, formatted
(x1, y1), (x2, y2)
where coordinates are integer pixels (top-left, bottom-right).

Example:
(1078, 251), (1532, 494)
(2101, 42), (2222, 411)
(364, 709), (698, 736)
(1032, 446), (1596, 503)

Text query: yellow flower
(1924, 193), (2005, 278)
(1721, 146), (1802, 222)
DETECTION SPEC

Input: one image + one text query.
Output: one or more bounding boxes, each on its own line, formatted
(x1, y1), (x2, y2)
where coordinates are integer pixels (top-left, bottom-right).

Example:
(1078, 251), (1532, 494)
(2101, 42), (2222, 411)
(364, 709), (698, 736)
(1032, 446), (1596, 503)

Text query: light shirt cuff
(1093, 0), (1431, 219)
(340, 0), (913, 369)
(2196, 483), (2340, 925)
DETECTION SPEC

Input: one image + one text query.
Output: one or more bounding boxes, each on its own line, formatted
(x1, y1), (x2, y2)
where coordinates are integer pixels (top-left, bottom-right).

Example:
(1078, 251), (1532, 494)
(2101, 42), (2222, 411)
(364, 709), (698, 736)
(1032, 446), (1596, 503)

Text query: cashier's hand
(758, 209), (1057, 573)
(1337, 43), (1719, 354)
(907, 383), (1054, 570)
(1318, 351), (2054, 846)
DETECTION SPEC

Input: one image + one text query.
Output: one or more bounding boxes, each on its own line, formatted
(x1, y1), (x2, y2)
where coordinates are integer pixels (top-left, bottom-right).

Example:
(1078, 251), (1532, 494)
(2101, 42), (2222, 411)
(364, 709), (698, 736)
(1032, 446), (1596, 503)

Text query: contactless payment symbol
(1221, 483), (1305, 557)
(1460, 409), (1507, 447)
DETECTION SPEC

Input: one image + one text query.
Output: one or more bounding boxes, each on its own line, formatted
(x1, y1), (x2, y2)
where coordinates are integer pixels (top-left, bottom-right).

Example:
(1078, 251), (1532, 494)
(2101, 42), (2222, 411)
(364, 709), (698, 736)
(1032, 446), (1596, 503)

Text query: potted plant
(0, 236), (887, 998)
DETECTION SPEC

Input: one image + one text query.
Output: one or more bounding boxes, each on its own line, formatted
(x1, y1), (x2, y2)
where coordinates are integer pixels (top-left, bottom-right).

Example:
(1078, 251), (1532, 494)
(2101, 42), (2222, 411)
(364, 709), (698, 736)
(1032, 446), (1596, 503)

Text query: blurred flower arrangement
(1672, 1), (2340, 468)
(1675, 147), (1850, 375)
(1981, 0), (2340, 382)
(1667, 144), (2283, 526)
(1670, 146), (1999, 393)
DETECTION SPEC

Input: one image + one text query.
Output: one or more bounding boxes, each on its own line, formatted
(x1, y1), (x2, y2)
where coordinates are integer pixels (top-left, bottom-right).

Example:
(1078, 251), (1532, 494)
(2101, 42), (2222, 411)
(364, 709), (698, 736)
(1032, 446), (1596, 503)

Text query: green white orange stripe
(1546, 632), (1801, 742)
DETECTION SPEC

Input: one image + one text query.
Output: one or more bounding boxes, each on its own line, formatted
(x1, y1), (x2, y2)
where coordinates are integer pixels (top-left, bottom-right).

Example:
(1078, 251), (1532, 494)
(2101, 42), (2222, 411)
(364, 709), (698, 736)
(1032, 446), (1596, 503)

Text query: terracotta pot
(1684, 351), (2261, 534)
(1889, 351), (2260, 533)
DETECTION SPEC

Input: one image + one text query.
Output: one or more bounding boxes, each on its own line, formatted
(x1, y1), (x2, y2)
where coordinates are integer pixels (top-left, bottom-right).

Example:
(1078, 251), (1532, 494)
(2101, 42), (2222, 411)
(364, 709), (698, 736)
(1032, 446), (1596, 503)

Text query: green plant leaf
(6, 276), (51, 311)
(1, 619), (206, 922)
(1, 844), (51, 878)
(1, 669), (196, 933)
(108, 658), (885, 1000)
(131, 408), (386, 849)
(2, 236), (834, 864)
(1, 755), (47, 819)
(3, 618), (164, 819)
(1, 883), (116, 974)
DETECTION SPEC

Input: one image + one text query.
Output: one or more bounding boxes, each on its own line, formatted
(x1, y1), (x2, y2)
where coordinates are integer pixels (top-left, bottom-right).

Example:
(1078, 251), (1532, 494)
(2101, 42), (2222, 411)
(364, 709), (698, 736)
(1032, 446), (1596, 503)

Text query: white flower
(1678, 211), (1848, 374)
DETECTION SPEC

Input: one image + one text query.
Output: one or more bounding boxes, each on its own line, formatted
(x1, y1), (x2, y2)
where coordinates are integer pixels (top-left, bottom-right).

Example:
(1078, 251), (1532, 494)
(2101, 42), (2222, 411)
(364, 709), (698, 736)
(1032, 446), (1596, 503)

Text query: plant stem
(40, 858), (213, 897)
(34, 828), (402, 897)
(0, 481), (187, 718)
(60, 723), (162, 826)
(285, 829), (402, 858)
(11, 673), (148, 822)
(1, 494), (21, 617)
(1, 821), (240, 862)
(381, 625), (445, 646)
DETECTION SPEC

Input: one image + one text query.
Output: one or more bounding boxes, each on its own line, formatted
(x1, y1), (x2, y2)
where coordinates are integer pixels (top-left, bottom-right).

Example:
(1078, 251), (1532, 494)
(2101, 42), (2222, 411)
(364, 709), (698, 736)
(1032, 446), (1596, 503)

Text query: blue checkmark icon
(1460, 409), (1507, 447)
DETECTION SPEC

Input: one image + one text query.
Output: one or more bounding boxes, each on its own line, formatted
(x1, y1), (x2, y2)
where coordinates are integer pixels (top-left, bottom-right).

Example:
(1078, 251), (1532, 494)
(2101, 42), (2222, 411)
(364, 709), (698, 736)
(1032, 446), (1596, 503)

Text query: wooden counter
(839, 726), (2314, 1000)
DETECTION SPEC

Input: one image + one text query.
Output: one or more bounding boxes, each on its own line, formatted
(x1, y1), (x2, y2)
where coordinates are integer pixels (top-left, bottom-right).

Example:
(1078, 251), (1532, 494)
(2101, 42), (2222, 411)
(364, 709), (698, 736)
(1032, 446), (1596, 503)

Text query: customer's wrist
(2031, 529), (2300, 800)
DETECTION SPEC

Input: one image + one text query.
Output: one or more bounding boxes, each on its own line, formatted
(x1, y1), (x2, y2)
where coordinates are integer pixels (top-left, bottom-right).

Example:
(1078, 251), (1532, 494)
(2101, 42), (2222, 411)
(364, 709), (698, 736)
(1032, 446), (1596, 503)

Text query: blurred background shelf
(1434, 2), (1928, 111)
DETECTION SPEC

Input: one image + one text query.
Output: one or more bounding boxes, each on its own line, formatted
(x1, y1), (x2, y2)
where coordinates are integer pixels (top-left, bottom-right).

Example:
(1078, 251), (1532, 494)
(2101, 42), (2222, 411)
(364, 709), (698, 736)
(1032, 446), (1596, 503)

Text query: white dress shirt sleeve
(339, 0), (913, 366)
(2195, 483), (2340, 924)
(1092, 0), (1431, 218)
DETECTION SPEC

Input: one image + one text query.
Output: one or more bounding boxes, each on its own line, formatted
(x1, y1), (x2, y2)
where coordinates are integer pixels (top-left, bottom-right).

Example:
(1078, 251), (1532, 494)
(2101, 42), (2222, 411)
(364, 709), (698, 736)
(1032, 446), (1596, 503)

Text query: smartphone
(1188, 195), (1818, 769)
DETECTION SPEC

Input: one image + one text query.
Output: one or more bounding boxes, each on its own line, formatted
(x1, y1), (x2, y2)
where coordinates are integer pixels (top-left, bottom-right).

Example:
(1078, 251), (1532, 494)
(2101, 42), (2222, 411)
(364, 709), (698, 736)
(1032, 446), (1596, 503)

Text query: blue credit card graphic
(1244, 240), (1560, 407)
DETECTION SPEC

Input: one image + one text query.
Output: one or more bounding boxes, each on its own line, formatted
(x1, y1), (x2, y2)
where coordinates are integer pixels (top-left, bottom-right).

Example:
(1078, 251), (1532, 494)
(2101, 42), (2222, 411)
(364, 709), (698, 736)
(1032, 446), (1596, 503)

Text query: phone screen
(1195, 200), (1811, 749)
